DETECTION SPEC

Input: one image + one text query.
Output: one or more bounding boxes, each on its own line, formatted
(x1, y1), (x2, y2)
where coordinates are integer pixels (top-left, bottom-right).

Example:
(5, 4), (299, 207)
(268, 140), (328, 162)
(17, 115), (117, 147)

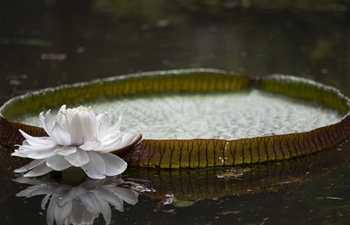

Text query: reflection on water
(14, 175), (139, 225)
(4, 143), (350, 224)
(126, 146), (350, 202)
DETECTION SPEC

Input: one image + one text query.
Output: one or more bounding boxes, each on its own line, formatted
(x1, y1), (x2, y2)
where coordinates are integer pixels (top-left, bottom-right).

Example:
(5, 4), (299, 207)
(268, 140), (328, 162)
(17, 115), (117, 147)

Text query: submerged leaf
(172, 200), (194, 207)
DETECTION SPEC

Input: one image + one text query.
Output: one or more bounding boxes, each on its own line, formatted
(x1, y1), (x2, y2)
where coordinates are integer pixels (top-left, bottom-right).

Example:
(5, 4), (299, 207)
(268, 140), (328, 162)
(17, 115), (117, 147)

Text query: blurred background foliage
(92, 0), (349, 18)
(1, 0), (350, 100)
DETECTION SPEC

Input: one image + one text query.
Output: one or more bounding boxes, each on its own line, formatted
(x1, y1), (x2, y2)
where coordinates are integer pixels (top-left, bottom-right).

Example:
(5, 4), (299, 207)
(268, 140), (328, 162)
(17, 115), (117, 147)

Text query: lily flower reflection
(14, 176), (139, 225)
(12, 105), (141, 179)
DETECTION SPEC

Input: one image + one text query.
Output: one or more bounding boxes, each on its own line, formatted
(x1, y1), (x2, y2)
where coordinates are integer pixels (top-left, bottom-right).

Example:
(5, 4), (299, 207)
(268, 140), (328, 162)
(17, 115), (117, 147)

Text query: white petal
(46, 195), (60, 225)
(96, 112), (110, 139)
(68, 111), (84, 146)
(51, 122), (71, 146)
(97, 130), (140, 153)
(94, 188), (124, 212)
(118, 130), (140, 149)
(56, 146), (77, 156)
(16, 186), (53, 197)
(40, 110), (54, 137)
(92, 193), (110, 216)
(13, 177), (44, 185)
(14, 159), (46, 173)
(70, 186), (88, 197)
(23, 163), (53, 177)
(115, 188), (139, 206)
(64, 149), (90, 167)
(102, 125), (121, 145)
(41, 194), (51, 210)
(16, 142), (57, 151)
(46, 155), (72, 171)
(12, 149), (32, 158)
(96, 138), (122, 153)
(80, 192), (103, 216)
(56, 105), (68, 129)
(99, 153), (127, 176)
(79, 139), (101, 151)
(55, 200), (72, 225)
(13, 147), (56, 160)
(19, 130), (55, 147)
(59, 186), (86, 207)
(80, 152), (106, 179)
(103, 186), (139, 205)
(80, 109), (97, 142)
(58, 104), (67, 113)
(41, 109), (70, 146)
(23, 147), (58, 159)
(101, 202), (112, 224)
(70, 200), (95, 225)
(98, 115), (121, 143)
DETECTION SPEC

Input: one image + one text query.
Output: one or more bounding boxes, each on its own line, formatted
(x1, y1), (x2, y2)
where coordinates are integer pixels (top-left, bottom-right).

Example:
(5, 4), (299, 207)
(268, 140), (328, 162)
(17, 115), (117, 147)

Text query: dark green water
(2, 1), (350, 224)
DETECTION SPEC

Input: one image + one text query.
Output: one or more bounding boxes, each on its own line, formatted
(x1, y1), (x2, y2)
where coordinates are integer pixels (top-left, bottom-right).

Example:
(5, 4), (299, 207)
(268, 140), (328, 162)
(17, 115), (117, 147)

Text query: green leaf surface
(1, 69), (349, 168)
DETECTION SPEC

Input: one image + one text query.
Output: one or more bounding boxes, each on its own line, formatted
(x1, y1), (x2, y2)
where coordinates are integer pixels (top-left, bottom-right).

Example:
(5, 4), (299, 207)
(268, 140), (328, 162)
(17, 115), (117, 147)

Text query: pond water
(1, 0), (350, 224)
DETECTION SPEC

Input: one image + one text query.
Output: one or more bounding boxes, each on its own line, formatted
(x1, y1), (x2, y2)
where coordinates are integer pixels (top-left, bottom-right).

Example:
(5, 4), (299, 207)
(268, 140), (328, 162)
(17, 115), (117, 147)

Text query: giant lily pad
(129, 147), (349, 201)
(0, 69), (349, 169)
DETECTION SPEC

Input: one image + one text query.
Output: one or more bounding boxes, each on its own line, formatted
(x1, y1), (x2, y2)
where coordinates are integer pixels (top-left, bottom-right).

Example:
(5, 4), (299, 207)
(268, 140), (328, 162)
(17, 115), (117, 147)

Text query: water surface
(1, 1), (350, 224)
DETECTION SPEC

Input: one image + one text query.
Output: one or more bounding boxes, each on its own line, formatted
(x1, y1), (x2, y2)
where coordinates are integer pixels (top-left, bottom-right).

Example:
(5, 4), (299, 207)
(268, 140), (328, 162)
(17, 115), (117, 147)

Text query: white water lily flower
(15, 176), (139, 225)
(12, 105), (141, 179)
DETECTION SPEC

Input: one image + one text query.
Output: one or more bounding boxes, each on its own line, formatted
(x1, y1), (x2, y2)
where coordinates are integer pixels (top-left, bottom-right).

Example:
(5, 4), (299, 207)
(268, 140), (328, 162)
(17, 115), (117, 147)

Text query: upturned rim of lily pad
(1, 68), (350, 169)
